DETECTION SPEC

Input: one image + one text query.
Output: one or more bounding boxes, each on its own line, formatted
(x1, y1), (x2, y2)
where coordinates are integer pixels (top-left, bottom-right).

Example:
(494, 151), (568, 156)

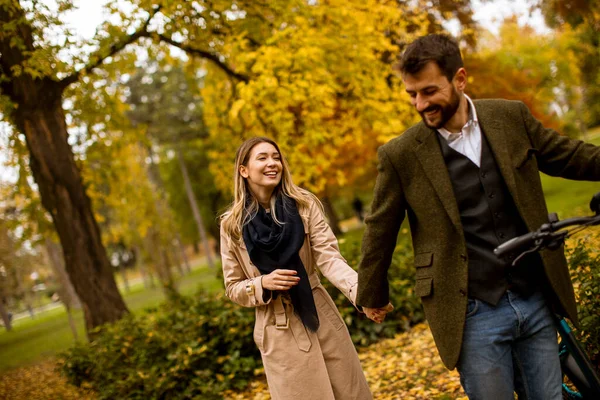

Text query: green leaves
(59, 291), (260, 399)
(566, 236), (600, 368)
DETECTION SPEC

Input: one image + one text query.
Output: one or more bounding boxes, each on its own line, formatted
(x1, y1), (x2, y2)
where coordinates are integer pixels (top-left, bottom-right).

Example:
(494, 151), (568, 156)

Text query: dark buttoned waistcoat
(437, 132), (545, 304)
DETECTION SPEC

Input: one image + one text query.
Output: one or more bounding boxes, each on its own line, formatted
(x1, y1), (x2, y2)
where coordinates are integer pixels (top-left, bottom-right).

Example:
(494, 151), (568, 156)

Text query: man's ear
(239, 165), (249, 178)
(454, 67), (467, 91)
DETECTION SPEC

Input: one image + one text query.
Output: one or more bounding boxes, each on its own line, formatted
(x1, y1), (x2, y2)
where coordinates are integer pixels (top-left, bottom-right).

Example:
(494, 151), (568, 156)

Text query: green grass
(0, 263), (223, 371)
(540, 127), (600, 217)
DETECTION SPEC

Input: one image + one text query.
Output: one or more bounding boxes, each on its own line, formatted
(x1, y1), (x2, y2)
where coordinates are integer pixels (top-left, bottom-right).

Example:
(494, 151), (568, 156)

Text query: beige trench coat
(221, 200), (372, 400)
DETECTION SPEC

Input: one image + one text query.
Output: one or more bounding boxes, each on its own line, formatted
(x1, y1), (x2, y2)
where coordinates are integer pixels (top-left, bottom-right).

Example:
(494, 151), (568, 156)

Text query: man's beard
(420, 88), (461, 129)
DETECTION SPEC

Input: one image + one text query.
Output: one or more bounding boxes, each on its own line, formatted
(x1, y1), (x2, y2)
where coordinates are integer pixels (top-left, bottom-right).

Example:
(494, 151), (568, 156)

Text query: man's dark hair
(398, 34), (463, 82)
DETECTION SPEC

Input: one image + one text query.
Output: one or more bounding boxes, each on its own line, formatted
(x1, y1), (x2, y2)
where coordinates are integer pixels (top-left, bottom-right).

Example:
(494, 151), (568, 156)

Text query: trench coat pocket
(315, 291), (344, 331)
(253, 311), (265, 351)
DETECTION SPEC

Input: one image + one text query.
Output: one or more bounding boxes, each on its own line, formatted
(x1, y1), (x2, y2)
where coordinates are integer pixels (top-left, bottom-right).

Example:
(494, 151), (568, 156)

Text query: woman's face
(240, 142), (283, 193)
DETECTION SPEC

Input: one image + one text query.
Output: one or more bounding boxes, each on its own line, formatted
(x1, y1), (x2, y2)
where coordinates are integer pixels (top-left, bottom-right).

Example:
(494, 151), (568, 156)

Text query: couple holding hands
(220, 34), (600, 399)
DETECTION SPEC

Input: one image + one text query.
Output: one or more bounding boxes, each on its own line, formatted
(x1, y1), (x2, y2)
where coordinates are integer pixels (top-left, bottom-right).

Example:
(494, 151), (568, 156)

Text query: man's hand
(363, 302), (394, 323)
(261, 269), (300, 291)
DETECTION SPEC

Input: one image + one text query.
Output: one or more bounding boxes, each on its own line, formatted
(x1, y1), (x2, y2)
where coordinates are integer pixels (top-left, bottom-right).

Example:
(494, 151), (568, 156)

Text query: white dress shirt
(437, 95), (481, 167)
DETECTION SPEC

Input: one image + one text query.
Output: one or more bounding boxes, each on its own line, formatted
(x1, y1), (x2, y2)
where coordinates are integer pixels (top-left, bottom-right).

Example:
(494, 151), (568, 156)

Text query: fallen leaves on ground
(0, 359), (96, 400)
(0, 323), (465, 399)
(224, 323), (467, 400)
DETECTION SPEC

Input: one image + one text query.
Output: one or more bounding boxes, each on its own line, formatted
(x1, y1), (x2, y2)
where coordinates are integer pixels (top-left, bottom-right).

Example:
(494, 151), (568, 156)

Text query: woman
(220, 137), (373, 399)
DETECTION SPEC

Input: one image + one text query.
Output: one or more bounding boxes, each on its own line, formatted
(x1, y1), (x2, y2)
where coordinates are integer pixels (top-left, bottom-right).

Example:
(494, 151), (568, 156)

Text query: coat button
(459, 289), (467, 296)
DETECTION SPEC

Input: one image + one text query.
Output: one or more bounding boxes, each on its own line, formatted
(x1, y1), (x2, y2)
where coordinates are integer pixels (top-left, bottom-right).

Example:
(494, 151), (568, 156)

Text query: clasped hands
(363, 303), (394, 324)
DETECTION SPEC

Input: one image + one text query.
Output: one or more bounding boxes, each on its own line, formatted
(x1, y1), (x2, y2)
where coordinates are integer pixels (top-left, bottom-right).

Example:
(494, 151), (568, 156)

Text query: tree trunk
(18, 103), (128, 334)
(0, 296), (12, 332)
(119, 263), (130, 293)
(321, 196), (342, 236)
(177, 147), (215, 268)
(65, 303), (79, 342)
(144, 231), (176, 294)
(45, 238), (81, 309)
(13, 267), (35, 318)
(0, 5), (128, 336)
(171, 244), (186, 277)
(133, 246), (154, 289)
(175, 234), (192, 273)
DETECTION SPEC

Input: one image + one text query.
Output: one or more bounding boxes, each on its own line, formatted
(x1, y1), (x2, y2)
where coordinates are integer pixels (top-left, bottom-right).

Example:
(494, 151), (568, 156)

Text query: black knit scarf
(242, 194), (319, 332)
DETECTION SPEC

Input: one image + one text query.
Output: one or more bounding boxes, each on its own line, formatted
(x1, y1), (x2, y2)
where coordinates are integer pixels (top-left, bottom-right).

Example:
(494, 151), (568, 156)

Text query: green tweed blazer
(357, 99), (600, 370)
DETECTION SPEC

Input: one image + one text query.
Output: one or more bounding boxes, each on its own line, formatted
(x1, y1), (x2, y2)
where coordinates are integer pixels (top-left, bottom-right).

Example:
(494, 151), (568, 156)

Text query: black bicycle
(494, 192), (600, 399)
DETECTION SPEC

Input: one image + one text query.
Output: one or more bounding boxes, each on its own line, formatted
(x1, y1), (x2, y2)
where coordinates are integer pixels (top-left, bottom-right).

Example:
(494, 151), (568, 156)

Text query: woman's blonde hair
(220, 137), (323, 242)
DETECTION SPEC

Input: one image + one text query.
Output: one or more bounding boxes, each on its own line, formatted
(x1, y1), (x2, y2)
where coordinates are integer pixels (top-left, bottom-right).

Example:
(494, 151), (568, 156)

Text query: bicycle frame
(555, 316), (600, 399)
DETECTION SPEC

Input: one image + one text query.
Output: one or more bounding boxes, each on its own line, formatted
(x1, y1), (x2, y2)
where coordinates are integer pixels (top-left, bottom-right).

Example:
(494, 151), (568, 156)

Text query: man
(357, 33), (600, 399)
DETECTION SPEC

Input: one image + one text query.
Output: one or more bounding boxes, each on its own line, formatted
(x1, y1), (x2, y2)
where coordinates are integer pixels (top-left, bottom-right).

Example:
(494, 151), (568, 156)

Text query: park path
(10, 255), (211, 323)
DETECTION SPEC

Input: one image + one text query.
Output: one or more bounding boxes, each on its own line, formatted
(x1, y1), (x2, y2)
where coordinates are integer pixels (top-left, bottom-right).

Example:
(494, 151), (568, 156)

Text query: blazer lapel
(414, 127), (462, 229)
(475, 103), (521, 207)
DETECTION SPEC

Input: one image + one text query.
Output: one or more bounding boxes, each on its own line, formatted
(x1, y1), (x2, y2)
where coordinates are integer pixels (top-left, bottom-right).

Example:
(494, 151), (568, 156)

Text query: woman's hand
(262, 269), (300, 291)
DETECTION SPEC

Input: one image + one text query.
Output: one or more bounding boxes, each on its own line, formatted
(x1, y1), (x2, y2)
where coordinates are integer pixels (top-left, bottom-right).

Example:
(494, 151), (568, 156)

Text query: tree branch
(151, 33), (249, 83)
(59, 6), (161, 89)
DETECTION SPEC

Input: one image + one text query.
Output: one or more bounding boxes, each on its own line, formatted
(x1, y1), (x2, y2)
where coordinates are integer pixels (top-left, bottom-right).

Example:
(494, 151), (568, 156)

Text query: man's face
(402, 61), (462, 129)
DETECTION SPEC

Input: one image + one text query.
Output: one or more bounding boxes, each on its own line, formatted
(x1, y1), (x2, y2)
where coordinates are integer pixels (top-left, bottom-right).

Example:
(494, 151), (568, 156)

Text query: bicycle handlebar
(493, 214), (600, 259)
(494, 231), (538, 258)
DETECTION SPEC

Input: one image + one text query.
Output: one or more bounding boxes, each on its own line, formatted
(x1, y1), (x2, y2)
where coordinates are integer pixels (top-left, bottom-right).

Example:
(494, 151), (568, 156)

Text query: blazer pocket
(414, 252), (434, 281)
(414, 252), (433, 268)
(415, 277), (433, 297)
(515, 148), (539, 169)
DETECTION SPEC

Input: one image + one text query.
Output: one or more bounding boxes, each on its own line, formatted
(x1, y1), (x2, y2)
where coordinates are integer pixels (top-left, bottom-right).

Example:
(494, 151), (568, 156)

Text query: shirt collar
(437, 94), (478, 141)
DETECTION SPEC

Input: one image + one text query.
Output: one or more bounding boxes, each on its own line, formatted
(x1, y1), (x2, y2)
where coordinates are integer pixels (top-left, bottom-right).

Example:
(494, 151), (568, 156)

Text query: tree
(81, 127), (182, 294)
(0, 217), (41, 331)
(465, 18), (583, 135)
(0, 0), (145, 333)
(125, 63), (219, 266)
(201, 0), (426, 201)
(535, 0), (600, 127)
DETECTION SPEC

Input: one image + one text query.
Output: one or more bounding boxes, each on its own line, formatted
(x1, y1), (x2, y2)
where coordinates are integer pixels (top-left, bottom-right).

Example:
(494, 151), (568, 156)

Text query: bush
(566, 237), (600, 370)
(323, 228), (425, 347)
(59, 292), (260, 399)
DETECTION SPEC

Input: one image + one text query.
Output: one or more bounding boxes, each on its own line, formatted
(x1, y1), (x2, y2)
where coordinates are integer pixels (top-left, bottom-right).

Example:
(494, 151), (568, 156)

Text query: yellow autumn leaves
(223, 323), (467, 400)
(202, 0), (428, 196)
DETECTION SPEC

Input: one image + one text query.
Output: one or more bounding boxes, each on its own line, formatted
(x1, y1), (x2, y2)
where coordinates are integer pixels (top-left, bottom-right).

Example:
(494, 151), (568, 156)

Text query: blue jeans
(456, 290), (562, 399)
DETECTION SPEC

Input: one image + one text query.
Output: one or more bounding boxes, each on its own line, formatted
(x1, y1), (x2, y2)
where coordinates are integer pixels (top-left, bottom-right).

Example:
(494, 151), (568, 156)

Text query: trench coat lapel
(475, 103), (521, 207)
(414, 127), (462, 229)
